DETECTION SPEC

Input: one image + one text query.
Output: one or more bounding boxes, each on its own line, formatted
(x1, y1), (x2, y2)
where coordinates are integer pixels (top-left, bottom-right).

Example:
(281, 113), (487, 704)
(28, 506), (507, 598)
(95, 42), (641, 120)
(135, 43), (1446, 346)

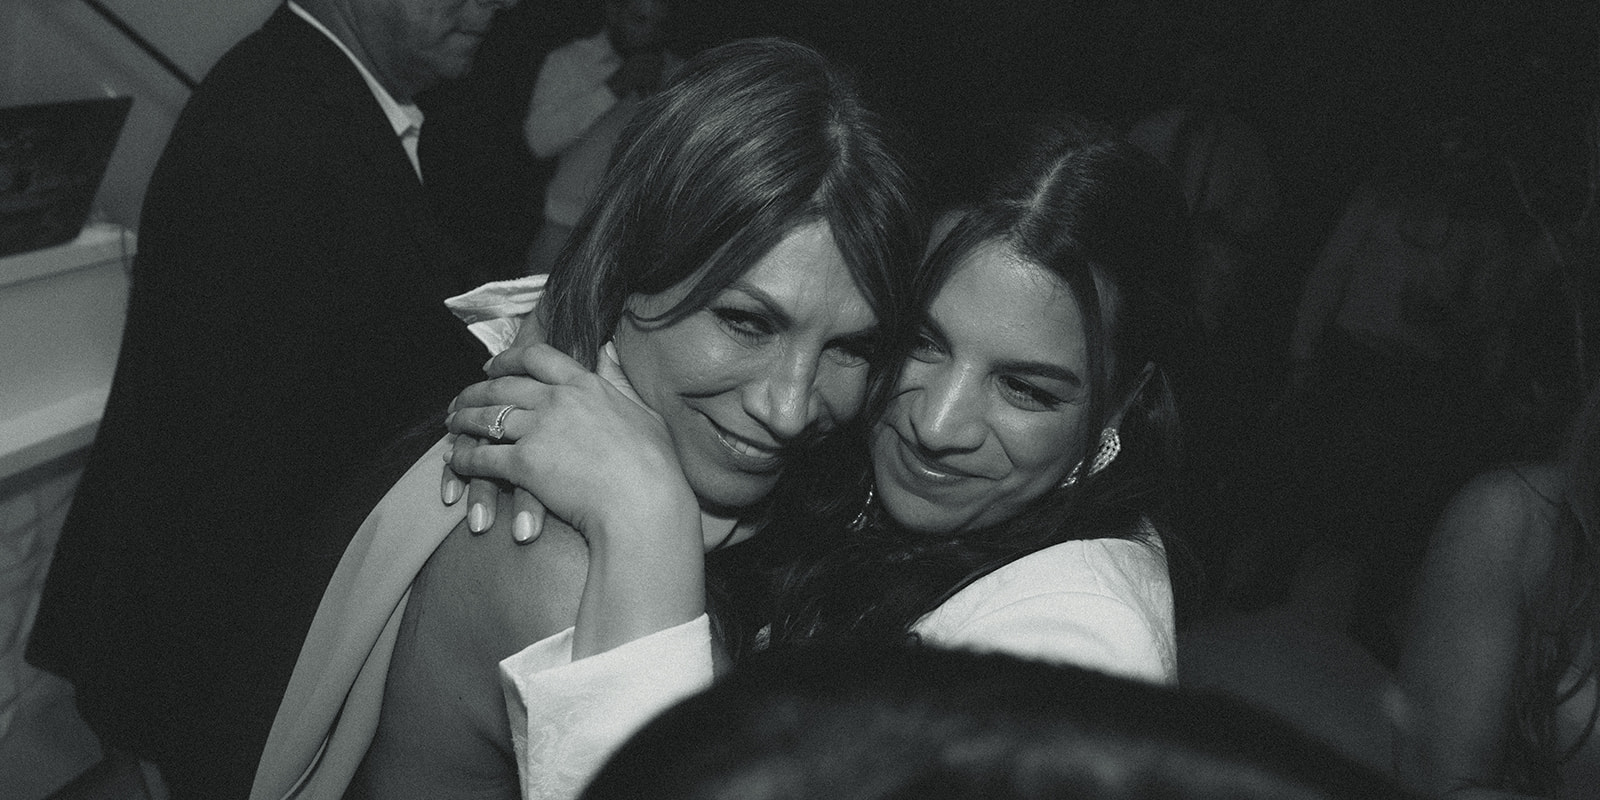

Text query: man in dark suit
(26, 1), (517, 796)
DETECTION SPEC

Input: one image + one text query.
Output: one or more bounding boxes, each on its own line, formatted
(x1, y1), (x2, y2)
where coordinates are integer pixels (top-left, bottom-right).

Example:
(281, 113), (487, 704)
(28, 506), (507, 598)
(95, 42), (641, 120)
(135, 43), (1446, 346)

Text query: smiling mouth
(894, 436), (978, 484)
(710, 420), (784, 466)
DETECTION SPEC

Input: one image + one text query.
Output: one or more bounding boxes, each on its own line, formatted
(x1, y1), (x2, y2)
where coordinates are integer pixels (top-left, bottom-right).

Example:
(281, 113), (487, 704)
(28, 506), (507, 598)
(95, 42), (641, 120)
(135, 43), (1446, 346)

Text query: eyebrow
(726, 281), (880, 337)
(996, 358), (1084, 388)
(725, 282), (794, 329)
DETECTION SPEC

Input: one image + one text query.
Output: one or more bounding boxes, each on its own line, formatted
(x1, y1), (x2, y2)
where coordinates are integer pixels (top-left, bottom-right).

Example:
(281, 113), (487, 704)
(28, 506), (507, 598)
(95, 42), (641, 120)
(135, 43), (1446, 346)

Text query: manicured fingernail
(448, 396), (459, 413)
(445, 411), (456, 428)
(513, 511), (539, 543)
(482, 356), (496, 372)
(442, 475), (462, 505)
(468, 503), (489, 533)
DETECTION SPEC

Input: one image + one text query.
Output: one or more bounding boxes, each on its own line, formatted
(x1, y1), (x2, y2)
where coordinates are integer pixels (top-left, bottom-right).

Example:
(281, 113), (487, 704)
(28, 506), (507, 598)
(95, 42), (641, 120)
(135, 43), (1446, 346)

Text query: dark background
(423, 0), (1599, 290)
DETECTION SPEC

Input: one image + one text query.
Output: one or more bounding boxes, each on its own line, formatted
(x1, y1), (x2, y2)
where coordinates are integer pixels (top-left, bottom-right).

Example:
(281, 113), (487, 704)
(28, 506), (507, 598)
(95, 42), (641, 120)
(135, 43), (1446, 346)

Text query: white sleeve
(523, 48), (620, 158)
(499, 614), (714, 800)
(928, 591), (1176, 685)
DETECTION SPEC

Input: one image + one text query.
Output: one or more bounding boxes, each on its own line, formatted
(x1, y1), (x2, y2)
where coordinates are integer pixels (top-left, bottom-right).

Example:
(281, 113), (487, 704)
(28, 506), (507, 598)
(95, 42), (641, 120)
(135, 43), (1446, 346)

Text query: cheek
(627, 331), (747, 404)
(998, 415), (1085, 481)
(869, 416), (898, 462)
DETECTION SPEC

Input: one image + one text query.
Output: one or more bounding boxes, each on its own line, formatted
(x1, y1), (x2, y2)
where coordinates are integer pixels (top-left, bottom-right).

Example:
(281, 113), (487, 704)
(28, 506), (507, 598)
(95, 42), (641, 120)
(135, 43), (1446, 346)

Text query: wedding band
(486, 404), (515, 440)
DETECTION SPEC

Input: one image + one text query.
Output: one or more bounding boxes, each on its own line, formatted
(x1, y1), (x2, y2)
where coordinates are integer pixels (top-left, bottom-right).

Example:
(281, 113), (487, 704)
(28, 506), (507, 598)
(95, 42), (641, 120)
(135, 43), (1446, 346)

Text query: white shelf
(0, 222), (133, 481)
(0, 388), (108, 479)
(0, 223), (134, 290)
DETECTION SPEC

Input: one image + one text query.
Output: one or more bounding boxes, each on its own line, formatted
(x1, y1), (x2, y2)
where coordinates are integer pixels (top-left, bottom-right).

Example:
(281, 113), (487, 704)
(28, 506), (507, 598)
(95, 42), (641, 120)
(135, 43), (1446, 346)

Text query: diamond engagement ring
(486, 404), (515, 440)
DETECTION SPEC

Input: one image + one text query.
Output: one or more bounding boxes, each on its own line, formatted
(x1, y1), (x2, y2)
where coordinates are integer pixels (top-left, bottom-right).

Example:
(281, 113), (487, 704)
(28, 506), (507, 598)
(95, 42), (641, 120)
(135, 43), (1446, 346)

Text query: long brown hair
(541, 37), (922, 372)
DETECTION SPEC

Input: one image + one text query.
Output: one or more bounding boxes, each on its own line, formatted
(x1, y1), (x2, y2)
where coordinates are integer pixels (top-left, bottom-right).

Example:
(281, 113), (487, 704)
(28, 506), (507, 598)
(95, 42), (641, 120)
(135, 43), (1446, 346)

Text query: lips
(890, 433), (982, 486)
(707, 417), (785, 471)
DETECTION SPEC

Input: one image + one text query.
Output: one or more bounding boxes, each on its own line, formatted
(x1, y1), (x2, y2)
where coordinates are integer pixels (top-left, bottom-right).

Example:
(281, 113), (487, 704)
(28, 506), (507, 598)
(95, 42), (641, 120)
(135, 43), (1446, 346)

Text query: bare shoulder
(1442, 465), (1559, 540)
(355, 510), (592, 797)
(417, 503), (590, 651)
(1431, 463), (1563, 588)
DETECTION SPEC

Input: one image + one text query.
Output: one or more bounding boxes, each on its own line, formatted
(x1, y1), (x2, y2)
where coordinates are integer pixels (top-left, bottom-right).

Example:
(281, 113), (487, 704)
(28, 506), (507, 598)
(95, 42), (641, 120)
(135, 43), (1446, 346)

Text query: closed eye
(712, 307), (775, 341)
(826, 330), (881, 367)
(999, 375), (1066, 410)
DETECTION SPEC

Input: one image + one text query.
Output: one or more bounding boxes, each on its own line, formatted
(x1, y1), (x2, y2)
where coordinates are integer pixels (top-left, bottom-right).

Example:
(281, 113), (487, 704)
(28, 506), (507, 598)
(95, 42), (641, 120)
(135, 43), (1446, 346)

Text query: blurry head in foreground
(582, 645), (1420, 800)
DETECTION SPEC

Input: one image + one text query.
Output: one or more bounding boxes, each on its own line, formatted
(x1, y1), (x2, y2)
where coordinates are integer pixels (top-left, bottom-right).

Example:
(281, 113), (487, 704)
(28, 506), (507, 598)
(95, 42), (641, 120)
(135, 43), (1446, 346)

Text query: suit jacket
(27, 5), (485, 795)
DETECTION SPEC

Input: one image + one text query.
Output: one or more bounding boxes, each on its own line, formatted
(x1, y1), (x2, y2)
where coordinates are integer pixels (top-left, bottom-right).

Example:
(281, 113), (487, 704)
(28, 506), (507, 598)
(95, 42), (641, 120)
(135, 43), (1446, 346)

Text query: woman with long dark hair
(720, 117), (1198, 668)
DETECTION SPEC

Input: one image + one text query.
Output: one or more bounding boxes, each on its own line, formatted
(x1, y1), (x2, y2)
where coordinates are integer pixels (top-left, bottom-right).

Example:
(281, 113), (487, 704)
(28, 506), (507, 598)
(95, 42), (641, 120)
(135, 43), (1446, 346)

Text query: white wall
(1, 0), (278, 227)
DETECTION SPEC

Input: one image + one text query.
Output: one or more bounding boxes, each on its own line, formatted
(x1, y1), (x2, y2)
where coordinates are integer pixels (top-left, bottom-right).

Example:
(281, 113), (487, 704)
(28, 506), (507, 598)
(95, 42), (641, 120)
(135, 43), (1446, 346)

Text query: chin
(876, 484), (963, 536)
(686, 471), (780, 516)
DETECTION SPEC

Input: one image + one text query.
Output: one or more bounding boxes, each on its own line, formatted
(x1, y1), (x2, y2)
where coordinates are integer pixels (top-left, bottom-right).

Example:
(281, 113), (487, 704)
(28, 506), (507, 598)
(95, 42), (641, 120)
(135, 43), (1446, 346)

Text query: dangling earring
(1060, 362), (1155, 489)
(1060, 427), (1122, 488)
(849, 484), (876, 532)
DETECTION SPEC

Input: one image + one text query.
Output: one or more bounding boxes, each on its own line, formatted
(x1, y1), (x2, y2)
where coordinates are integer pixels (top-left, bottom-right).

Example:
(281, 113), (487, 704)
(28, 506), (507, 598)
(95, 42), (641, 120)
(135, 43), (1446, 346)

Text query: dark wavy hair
(712, 116), (1199, 657)
(582, 644), (1422, 800)
(540, 37), (922, 373)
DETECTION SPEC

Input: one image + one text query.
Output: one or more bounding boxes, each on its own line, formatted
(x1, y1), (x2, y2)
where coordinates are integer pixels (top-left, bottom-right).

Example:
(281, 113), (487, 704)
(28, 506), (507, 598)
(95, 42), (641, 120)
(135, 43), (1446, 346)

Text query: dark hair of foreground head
(581, 644), (1420, 800)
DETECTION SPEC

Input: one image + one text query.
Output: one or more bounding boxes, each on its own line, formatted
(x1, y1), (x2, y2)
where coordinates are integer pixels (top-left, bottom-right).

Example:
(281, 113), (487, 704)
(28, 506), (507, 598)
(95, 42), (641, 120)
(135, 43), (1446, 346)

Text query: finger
(441, 464), (465, 506)
(450, 375), (549, 418)
(466, 476), (499, 534)
(449, 435), (495, 534)
(443, 436), (522, 487)
(596, 342), (650, 410)
(447, 404), (522, 441)
(509, 308), (548, 348)
(511, 488), (546, 544)
(484, 342), (592, 385)
(441, 433), (465, 504)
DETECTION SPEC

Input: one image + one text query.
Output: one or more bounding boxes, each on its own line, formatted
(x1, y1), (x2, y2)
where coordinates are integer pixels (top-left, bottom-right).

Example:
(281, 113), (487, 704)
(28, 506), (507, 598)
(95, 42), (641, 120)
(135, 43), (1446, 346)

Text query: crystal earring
(1060, 427), (1122, 488)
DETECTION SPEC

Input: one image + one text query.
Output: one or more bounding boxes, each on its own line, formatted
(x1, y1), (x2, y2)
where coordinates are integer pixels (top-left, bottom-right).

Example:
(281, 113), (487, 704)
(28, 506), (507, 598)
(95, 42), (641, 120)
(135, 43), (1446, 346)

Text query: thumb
(598, 342), (661, 422)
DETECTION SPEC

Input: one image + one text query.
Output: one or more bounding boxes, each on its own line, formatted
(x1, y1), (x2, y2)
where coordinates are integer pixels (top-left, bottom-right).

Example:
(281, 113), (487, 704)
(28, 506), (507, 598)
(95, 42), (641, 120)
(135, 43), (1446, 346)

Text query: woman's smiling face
(871, 240), (1093, 535)
(614, 220), (880, 513)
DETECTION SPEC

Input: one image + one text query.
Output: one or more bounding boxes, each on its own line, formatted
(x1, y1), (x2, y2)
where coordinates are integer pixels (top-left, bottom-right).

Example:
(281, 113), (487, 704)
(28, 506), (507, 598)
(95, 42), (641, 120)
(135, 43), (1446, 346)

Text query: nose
(743, 349), (821, 442)
(905, 364), (985, 454)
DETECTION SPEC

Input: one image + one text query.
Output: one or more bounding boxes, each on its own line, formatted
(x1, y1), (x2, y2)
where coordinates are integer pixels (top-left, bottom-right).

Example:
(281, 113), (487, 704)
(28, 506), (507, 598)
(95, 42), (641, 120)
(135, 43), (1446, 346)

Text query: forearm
(501, 616), (714, 800)
(570, 486), (706, 660)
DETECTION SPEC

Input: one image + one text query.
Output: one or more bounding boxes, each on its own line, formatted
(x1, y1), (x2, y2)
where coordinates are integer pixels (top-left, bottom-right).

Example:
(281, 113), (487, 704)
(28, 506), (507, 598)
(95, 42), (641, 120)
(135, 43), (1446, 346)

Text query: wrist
(575, 496), (705, 658)
(588, 464), (696, 535)
(586, 484), (701, 560)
